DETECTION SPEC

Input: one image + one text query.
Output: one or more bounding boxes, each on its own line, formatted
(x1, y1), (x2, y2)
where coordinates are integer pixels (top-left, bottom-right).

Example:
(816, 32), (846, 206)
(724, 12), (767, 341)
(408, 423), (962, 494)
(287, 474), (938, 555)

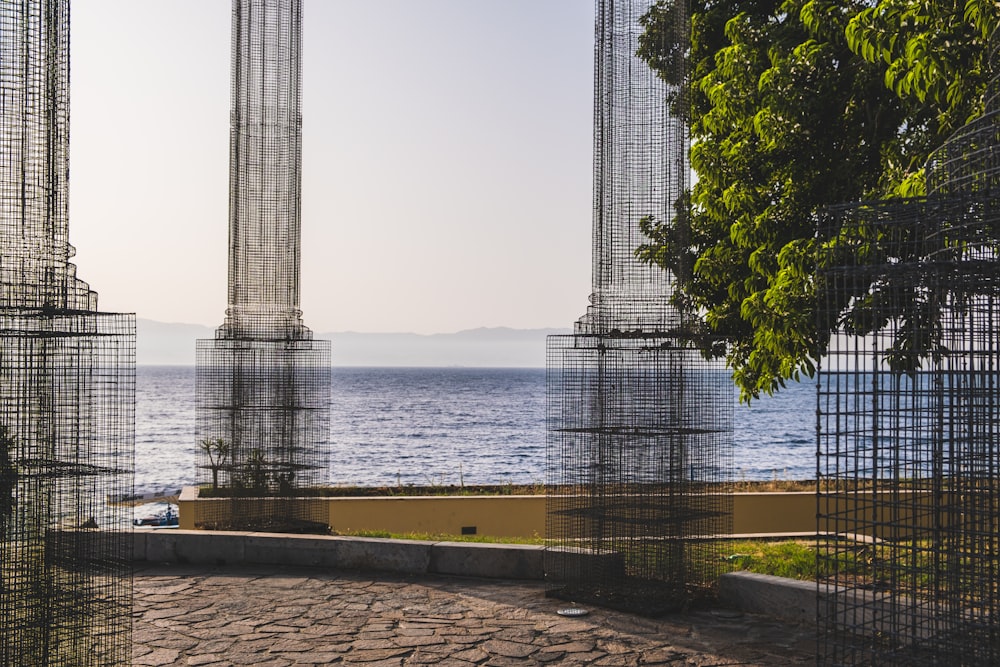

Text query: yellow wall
(178, 486), (200, 530)
(327, 496), (545, 538)
(177, 488), (327, 531)
(733, 492), (815, 534)
(178, 488), (545, 537)
(179, 488), (939, 538)
(734, 491), (939, 535)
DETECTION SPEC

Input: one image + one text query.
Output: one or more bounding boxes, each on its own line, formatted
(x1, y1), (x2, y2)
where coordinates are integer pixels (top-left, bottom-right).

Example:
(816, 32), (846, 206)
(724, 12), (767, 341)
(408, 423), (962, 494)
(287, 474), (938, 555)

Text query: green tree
(637, 0), (998, 400)
(845, 0), (998, 194)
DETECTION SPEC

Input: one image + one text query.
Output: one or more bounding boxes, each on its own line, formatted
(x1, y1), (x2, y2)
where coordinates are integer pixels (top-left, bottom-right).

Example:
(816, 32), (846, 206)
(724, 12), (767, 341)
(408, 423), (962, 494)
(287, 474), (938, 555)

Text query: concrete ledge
(326, 536), (434, 575)
(719, 571), (817, 625)
(142, 529), (250, 566)
(134, 529), (542, 579)
(430, 541), (544, 580)
(242, 533), (432, 573)
(720, 570), (948, 649)
(132, 530), (147, 562)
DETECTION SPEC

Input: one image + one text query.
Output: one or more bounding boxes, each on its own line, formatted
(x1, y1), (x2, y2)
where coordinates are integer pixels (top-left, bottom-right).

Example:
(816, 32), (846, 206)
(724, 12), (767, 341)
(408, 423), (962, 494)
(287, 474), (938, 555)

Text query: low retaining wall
(719, 570), (943, 639)
(178, 487), (546, 538)
(180, 488), (936, 538)
(133, 529), (544, 580)
(719, 571), (818, 625)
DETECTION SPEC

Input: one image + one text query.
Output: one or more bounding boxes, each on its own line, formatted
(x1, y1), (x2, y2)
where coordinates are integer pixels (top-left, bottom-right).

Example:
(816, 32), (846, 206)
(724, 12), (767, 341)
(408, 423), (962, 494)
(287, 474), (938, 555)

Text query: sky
(67, 1), (595, 334)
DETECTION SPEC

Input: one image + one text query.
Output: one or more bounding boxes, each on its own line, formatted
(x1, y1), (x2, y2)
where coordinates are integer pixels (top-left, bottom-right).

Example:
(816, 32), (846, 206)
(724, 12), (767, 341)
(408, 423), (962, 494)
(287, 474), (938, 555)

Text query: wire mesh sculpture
(545, 0), (733, 615)
(0, 1), (136, 664)
(195, 0), (331, 532)
(817, 32), (1000, 667)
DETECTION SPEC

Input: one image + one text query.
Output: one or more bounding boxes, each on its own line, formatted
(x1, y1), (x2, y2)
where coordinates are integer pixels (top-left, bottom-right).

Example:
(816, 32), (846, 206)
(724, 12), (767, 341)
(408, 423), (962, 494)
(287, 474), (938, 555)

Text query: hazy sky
(67, 1), (594, 334)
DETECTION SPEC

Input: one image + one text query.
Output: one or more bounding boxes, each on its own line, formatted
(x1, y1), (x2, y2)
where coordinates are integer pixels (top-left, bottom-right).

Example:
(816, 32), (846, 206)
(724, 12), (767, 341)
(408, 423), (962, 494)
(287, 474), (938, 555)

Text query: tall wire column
(0, 1), (135, 664)
(195, 0), (331, 531)
(545, 0), (732, 615)
(817, 31), (1000, 667)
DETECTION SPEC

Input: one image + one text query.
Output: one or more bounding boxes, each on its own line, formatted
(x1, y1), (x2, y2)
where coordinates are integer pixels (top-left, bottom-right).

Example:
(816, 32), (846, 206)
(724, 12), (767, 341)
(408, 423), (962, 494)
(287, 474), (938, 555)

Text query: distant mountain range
(136, 319), (571, 367)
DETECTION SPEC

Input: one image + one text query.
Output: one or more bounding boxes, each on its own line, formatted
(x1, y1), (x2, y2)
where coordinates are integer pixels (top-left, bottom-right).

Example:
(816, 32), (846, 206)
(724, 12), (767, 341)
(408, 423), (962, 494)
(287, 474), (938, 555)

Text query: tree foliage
(637, 0), (999, 401)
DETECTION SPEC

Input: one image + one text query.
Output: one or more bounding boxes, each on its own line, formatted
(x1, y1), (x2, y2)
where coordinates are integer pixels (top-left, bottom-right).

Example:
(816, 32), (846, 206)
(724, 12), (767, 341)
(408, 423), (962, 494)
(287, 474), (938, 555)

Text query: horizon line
(137, 317), (574, 337)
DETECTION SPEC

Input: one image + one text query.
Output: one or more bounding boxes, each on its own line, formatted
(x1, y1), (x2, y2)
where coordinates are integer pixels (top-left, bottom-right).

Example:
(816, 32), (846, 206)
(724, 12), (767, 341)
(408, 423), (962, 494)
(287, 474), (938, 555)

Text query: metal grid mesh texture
(546, 0), (733, 615)
(225, 0), (303, 340)
(817, 29), (1000, 667)
(1, 1), (136, 664)
(817, 196), (1000, 665)
(195, 0), (331, 532)
(926, 32), (1000, 199)
(195, 338), (330, 531)
(0, 0), (95, 312)
(546, 334), (733, 615)
(0, 312), (135, 666)
(576, 0), (689, 336)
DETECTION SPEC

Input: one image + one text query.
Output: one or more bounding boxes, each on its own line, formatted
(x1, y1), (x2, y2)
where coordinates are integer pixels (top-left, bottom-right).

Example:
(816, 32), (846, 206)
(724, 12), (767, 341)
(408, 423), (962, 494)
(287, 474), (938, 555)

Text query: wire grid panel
(545, 0), (733, 614)
(1, 2), (135, 664)
(0, 312), (136, 666)
(225, 0), (304, 339)
(0, 0), (95, 312)
(196, 338), (331, 531)
(577, 0), (689, 335)
(196, 0), (331, 531)
(817, 196), (1000, 665)
(926, 34), (1000, 199)
(818, 29), (1000, 665)
(546, 334), (733, 615)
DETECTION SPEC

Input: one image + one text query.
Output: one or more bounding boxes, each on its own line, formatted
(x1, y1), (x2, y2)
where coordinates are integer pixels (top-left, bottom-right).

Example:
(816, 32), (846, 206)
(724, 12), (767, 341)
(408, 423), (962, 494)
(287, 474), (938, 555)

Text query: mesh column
(0, 2), (136, 664)
(195, 0), (331, 531)
(545, 0), (733, 615)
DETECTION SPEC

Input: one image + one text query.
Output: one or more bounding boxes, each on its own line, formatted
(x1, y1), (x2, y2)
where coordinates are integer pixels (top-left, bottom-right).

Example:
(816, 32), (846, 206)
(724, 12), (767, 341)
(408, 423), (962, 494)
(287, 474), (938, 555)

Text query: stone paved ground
(133, 563), (815, 666)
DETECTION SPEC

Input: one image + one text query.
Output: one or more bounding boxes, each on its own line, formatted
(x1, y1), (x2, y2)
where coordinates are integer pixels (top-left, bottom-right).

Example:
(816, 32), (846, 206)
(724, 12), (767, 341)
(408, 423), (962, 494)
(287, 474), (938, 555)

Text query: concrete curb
(431, 541), (544, 580)
(134, 530), (544, 580)
(718, 571), (817, 625)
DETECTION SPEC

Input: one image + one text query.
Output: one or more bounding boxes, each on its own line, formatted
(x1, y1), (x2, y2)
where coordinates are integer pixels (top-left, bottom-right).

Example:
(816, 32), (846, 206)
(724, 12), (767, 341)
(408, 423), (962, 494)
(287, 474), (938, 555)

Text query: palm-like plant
(199, 438), (230, 490)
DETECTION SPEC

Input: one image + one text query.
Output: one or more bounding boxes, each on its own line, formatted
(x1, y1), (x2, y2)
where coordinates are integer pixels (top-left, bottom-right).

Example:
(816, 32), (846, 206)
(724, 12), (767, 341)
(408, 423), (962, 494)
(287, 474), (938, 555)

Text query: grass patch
(328, 532), (818, 579)
(731, 479), (816, 492)
(721, 539), (819, 580)
(197, 479), (965, 498)
(198, 483), (545, 498)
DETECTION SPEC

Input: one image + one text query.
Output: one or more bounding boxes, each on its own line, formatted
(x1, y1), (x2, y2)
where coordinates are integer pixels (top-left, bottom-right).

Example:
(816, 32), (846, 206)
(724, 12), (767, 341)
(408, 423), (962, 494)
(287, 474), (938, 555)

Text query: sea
(135, 366), (816, 497)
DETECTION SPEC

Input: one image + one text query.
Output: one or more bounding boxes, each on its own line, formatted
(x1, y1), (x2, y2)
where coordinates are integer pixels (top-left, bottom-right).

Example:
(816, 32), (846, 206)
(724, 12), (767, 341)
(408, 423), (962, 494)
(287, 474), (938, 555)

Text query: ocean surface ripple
(135, 366), (815, 496)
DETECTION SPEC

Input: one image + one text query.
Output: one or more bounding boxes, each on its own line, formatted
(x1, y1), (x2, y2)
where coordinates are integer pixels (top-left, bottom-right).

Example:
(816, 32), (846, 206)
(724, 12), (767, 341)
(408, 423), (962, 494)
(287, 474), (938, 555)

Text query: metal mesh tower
(545, 0), (733, 615)
(195, 0), (331, 532)
(0, 1), (135, 664)
(817, 33), (1000, 666)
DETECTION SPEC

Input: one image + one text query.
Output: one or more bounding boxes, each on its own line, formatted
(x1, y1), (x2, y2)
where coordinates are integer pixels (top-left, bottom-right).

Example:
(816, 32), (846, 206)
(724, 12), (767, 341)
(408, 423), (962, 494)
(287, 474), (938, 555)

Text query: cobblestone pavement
(133, 563), (815, 666)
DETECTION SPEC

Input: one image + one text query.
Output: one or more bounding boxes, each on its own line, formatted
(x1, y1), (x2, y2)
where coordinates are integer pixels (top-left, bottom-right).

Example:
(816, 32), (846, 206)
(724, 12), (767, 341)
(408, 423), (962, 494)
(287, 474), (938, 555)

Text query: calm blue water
(135, 366), (816, 496)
